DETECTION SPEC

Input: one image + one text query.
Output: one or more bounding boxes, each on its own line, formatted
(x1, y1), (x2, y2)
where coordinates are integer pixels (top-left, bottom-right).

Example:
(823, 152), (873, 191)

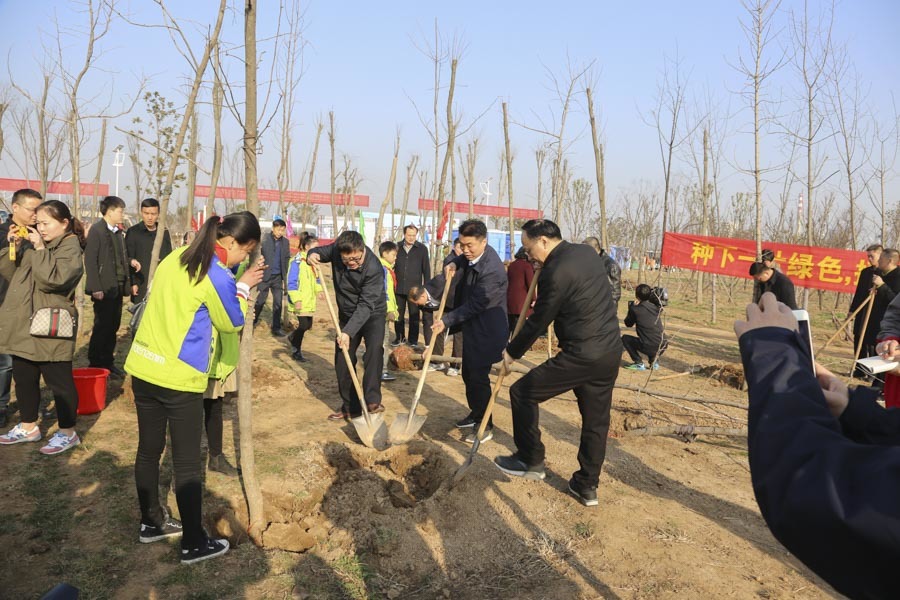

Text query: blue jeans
(0, 353), (11, 411)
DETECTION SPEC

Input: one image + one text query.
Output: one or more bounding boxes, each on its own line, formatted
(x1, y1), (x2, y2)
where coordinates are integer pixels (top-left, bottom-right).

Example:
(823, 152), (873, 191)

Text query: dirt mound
(695, 363), (746, 389)
(391, 345), (417, 370)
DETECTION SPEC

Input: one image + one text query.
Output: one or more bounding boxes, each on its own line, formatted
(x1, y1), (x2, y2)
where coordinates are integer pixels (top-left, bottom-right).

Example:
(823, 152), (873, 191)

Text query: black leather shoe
(567, 478), (599, 507)
(108, 365), (127, 378)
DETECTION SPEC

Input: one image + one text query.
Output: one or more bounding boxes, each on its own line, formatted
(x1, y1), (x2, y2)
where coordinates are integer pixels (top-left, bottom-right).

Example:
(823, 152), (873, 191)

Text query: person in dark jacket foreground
(494, 219), (622, 507)
(308, 231), (387, 421)
(736, 292), (900, 600)
(622, 283), (668, 371)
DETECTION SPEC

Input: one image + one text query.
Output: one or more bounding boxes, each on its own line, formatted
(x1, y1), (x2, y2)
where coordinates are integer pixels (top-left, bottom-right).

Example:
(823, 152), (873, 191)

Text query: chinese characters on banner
(661, 232), (868, 294)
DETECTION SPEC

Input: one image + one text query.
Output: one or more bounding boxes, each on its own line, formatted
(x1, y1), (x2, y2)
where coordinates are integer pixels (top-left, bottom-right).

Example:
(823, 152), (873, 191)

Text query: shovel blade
(449, 439), (481, 488)
(388, 413), (427, 445)
(350, 413), (388, 450)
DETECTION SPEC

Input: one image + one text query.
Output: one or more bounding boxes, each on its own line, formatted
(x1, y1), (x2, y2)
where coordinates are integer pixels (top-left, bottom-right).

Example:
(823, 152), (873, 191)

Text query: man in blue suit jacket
(431, 220), (508, 443)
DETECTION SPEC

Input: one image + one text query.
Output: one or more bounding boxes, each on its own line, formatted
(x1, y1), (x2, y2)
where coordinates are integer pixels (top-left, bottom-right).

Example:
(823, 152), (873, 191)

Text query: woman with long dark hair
(0, 200), (85, 454)
(125, 211), (264, 564)
(286, 231), (320, 361)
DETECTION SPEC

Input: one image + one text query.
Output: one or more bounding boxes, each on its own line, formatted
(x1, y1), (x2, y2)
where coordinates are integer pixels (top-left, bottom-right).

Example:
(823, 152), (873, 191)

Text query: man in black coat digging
(494, 219), (622, 507)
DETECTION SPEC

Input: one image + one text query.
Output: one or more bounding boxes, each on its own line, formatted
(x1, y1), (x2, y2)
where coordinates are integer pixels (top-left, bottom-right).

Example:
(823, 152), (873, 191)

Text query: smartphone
(792, 310), (815, 371)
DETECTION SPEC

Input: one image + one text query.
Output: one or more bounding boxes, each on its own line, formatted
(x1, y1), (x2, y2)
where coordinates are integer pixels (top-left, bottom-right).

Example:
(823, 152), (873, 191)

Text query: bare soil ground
(0, 276), (852, 599)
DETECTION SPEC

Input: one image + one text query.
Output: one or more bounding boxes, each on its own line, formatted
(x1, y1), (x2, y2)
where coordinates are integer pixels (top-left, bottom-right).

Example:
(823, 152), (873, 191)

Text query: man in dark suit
(749, 261), (797, 310)
(494, 219), (622, 508)
(431, 220), (508, 443)
(393, 224), (432, 347)
(850, 244), (882, 377)
(85, 195), (132, 377)
(865, 249), (900, 383)
(125, 198), (172, 304)
(307, 231), (387, 421)
(254, 219), (291, 336)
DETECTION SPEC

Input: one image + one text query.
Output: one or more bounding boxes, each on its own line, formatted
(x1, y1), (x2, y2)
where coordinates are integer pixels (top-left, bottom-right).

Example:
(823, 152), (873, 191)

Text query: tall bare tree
(275, 0), (305, 217)
(460, 138), (479, 219)
(206, 41), (224, 217)
(375, 130), (400, 245)
(585, 85), (607, 249)
(328, 111), (337, 235)
(184, 110), (199, 230)
(867, 105), (899, 244)
(399, 155), (419, 232)
(301, 117), (324, 229)
(502, 102), (515, 259)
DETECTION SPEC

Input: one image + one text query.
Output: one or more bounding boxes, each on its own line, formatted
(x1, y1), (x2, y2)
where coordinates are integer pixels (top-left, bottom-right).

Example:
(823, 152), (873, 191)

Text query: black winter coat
(125, 222), (172, 301)
(259, 232), (291, 284)
(599, 250), (622, 303)
(394, 241), (430, 297)
(307, 244), (385, 337)
(740, 325), (900, 600)
(624, 300), (667, 352)
(84, 219), (131, 297)
(508, 241), (621, 360)
(758, 269), (798, 310)
(865, 267), (900, 347)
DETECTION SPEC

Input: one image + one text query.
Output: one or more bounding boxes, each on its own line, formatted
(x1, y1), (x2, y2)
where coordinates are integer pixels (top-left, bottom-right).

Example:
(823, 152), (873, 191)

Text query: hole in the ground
(694, 363), (745, 389)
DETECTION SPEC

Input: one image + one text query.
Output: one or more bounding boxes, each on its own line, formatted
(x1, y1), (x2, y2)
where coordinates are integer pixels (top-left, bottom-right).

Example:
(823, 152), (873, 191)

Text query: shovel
(389, 275), (454, 445)
(316, 266), (388, 450)
(451, 269), (539, 486)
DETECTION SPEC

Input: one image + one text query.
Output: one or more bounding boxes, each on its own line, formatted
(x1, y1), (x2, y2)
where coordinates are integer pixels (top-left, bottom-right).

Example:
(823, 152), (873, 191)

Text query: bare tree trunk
(503, 102), (515, 260)
(328, 111), (337, 235)
(435, 58), (458, 252)
(38, 75), (51, 198)
(302, 119), (323, 231)
(465, 139), (478, 219)
(535, 147), (545, 216)
(91, 119), (107, 220)
(399, 155), (418, 235)
(586, 87), (607, 248)
(206, 43), (224, 217)
(698, 127), (709, 303)
(375, 131), (400, 246)
(185, 110), (199, 230)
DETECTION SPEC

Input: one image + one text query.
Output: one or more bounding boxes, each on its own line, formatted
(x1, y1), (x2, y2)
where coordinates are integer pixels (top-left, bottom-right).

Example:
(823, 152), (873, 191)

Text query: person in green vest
(379, 241), (400, 381)
(286, 232), (321, 362)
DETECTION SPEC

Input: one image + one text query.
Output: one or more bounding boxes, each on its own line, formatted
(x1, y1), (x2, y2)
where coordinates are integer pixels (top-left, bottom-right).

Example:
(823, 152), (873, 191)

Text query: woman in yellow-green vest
(286, 232), (321, 362)
(124, 211), (264, 565)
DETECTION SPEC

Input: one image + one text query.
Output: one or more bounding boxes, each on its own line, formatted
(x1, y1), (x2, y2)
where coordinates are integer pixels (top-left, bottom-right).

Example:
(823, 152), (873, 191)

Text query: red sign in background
(417, 198), (543, 220)
(0, 177), (110, 197)
(194, 185), (369, 207)
(661, 232), (867, 294)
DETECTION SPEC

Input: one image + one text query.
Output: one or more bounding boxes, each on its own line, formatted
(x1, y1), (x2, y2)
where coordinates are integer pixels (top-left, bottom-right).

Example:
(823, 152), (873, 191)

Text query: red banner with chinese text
(661, 232), (867, 294)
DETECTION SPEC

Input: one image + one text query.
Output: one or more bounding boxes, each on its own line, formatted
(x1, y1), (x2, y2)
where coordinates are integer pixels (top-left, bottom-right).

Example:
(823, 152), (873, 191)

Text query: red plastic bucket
(73, 367), (110, 415)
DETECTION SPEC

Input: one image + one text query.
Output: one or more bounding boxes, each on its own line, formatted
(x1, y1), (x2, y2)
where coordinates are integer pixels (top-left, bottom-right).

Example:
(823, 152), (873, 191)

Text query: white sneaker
(0, 423), (42, 445)
(464, 428), (493, 444)
(39, 431), (80, 455)
(446, 367), (460, 377)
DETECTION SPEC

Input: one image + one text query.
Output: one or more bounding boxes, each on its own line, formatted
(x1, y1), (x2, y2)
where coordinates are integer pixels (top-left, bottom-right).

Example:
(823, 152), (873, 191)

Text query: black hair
(883, 248), (900, 263)
(514, 246), (528, 260)
(522, 219), (562, 240)
(452, 237), (460, 246)
(866, 243), (884, 253)
(298, 231), (318, 250)
(335, 230), (365, 254)
(408, 285), (426, 301)
(760, 248), (775, 263)
(403, 224), (419, 234)
(582, 236), (601, 252)
(458, 219), (487, 240)
(36, 200), (86, 248)
(12, 188), (42, 205)
(379, 240), (398, 256)
(100, 195), (126, 215)
(635, 283), (653, 302)
(181, 211), (261, 283)
(272, 218), (286, 228)
(140, 198), (160, 210)
(749, 262), (772, 277)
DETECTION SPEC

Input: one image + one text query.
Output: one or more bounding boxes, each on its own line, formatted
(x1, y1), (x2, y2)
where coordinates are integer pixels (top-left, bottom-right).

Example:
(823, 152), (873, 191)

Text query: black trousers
(12, 357), (79, 428)
(203, 397), (224, 457)
(0, 353), (12, 410)
(395, 294), (433, 346)
(509, 349), (620, 489)
(254, 273), (284, 328)
(133, 377), (205, 550)
(89, 293), (123, 368)
(290, 316), (313, 351)
(622, 334), (667, 364)
(335, 315), (384, 415)
(462, 361), (493, 428)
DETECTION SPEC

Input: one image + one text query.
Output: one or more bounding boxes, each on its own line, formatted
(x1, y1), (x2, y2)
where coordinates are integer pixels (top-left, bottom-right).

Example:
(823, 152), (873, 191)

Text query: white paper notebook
(856, 356), (900, 376)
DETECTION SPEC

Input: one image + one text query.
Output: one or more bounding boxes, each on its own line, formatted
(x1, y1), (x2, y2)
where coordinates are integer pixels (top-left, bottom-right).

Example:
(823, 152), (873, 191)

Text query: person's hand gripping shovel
(451, 269), (539, 487)
(389, 275), (454, 445)
(315, 266), (388, 450)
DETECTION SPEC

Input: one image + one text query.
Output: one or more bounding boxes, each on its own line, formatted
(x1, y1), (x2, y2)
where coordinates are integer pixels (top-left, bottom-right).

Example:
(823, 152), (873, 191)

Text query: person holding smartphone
(736, 292), (900, 599)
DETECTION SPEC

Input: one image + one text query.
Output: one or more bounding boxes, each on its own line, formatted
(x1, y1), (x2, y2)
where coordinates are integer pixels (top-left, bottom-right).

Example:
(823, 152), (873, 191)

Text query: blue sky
(0, 0), (897, 234)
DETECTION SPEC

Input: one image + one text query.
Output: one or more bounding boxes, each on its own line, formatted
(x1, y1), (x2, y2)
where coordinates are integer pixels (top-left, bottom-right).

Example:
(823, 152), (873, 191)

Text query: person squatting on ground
(749, 259), (797, 310)
(736, 291), (900, 600)
(378, 241), (400, 382)
(583, 236), (622, 305)
(0, 199), (85, 455)
(307, 231), (387, 422)
(254, 218), (291, 336)
(0, 188), (43, 427)
(392, 224), (431, 347)
(84, 195), (131, 378)
(125, 212), (264, 564)
(430, 219), (508, 444)
(494, 219), (623, 507)
(622, 283), (669, 371)
(125, 197), (173, 305)
(286, 232), (321, 362)
(850, 244), (883, 379)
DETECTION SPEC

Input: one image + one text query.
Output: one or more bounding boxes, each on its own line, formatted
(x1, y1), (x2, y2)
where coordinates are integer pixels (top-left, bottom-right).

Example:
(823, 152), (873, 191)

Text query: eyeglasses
(341, 253), (364, 266)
